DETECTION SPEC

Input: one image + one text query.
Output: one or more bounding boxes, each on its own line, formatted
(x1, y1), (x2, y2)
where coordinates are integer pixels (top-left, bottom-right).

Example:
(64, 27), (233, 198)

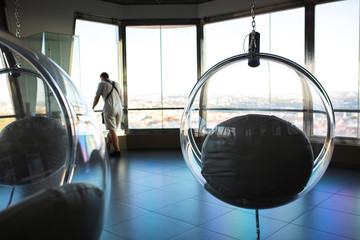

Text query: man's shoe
(110, 151), (121, 157)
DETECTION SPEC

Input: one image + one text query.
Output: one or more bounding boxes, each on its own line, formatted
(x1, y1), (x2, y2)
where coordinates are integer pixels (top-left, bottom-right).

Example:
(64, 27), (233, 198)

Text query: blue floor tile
(106, 212), (193, 240)
(293, 207), (360, 239)
(160, 167), (195, 180)
(120, 189), (189, 211)
(105, 200), (150, 227)
(318, 194), (360, 215)
(192, 190), (238, 209)
(254, 202), (315, 223)
(292, 189), (333, 206)
(338, 184), (360, 198)
(200, 210), (287, 239)
(129, 174), (183, 188)
(110, 181), (152, 200)
(156, 198), (233, 226)
(100, 230), (126, 240)
(266, 224), (350, 240)
(171, 227), (236, 240)
(157, 180), (206, 198)
(314, 178), (348, 193)
(103, 150), (360, 240)
(112, 168), (153, 181)
(136, 165), (186, 176)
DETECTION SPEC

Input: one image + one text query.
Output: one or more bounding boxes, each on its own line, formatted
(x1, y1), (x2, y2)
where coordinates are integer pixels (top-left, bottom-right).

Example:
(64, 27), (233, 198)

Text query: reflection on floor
(101, 150), (360, 240)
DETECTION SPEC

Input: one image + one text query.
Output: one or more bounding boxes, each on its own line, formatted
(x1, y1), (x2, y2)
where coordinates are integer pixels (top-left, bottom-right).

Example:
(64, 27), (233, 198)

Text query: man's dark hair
(100, 72), (109, 79)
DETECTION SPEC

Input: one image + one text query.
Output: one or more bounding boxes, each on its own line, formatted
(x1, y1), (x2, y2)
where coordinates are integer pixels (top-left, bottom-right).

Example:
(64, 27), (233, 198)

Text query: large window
(126, 25), (197, 129)
(0, 51), (69, 132)
(74, 20), (119, 129)
(0, 56), (15, 131)
(69, 2), (360, 140)
(204, 8), (305, 130)
(315, 0), (359, 137)
(204, 8), (304, 71)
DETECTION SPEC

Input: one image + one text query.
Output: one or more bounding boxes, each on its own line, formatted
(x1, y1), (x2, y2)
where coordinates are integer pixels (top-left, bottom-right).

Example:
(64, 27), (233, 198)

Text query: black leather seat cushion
(0, 182), (105, 240)
(0, 117), (67, 185)
(201, 114), (314, 209)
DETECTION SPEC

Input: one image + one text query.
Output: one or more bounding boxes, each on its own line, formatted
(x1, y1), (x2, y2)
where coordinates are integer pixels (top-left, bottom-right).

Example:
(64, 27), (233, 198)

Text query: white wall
(199, 0), (253, 17)
(5, 0), (198, 37)
(198, 0), (300, 18)
(122, 4), (199, 19)
(4, 0), (298, 37)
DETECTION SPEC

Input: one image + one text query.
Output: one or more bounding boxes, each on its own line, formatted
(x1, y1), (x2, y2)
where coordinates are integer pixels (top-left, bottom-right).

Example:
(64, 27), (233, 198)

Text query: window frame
(122, 20), (202, 135)
(73, 19), (121, 133)
(74, 15), (202, 134)
(124, 21), (199, 131)
(73, 0), (360, 146)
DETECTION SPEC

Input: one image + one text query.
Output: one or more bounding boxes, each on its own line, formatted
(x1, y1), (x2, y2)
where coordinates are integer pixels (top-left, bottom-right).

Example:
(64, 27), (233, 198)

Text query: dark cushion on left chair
(0, 182), (105, 240)
(0, 117), (68, 185)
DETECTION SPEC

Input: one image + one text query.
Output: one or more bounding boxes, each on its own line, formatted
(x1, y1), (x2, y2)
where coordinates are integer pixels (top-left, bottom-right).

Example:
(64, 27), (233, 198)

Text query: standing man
(93, 72), (122, 157)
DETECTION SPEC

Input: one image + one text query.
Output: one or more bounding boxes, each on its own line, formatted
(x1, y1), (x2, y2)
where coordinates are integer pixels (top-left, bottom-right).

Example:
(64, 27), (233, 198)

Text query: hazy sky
(73, 8), (306, 107)
(126, 26), (197, 100)
(0, 0), (350, 111)
(315, 0), (359, 99)
(74, 20), (119, 109)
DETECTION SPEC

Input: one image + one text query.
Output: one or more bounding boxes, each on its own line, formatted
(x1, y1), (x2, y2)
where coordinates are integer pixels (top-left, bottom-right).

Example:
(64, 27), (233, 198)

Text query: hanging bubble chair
(0, 29), (109, 240)
(180, 28), (335, 237)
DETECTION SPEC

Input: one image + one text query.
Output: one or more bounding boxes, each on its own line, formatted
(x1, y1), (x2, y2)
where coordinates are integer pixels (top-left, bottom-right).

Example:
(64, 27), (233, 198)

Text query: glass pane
(0, 118), (15, 132)
(313, 112), (326, 136)
(206, 110), (266, 129)
(206, 62), (270, 109)
(204, 11), (305, 71)
(126, 26), (161, 109)
(162, 109), (183, 128)
(335, 112), (358, 138)
(25, 33), (43, 52)
(315, 0), (359, 138)
(315, 0), (359, 110)
(311, 84), (328, 136)
(204, 9), (305, 71)
(161, 26), (197, 108)
(204, 8), (306, 132)
(0, 50), (3, 68)
(270, 8), (305, 65)
(0, 72), (15, 132)
(272, 112), (303, 130)
(0, 74), (15, 116)
(268, 62), (304, 125)
(128, 110), (162, 129)
(35, 78), (46, 115)
(75, 20), (119, 110)
(204, 14), (270, 71)
(70, 36), (81, 87)
(43, 32), (74, 74)
(127, 25), (197, 129)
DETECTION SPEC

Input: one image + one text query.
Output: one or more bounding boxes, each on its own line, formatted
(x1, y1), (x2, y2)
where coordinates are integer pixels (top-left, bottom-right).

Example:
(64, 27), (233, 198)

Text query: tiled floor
(101, 150), (360, 240)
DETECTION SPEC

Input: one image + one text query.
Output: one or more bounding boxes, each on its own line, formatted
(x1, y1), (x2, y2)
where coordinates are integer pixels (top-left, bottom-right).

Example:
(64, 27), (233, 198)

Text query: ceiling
(102, 0), (215, 5)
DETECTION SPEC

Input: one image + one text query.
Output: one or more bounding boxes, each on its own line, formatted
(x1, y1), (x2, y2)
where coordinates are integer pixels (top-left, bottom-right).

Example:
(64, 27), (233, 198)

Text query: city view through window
(126, 25), (197, 129)
(0, 58), (15, 131)
(0, 2), (350, 137)
(315, 0), (359, 137)
(74, 20), (119, 131)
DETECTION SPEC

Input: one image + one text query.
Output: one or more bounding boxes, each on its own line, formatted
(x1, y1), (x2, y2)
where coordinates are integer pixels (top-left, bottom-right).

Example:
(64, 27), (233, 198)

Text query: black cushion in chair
(0, 182), (105, 240)
(0, 117), (68, 185)
(201, 114), (314, 209)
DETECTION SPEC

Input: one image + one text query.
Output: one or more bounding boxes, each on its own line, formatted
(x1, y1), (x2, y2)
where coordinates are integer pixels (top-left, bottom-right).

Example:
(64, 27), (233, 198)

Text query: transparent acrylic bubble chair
(180, 52), (335, 236)
(0, 29), (110, 240)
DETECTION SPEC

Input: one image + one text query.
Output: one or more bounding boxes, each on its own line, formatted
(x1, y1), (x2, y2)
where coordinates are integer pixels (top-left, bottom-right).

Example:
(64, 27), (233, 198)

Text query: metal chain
(249, 0), (257, 53)
(251, 0), (256, 32)
(14, 0), (21, 68)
